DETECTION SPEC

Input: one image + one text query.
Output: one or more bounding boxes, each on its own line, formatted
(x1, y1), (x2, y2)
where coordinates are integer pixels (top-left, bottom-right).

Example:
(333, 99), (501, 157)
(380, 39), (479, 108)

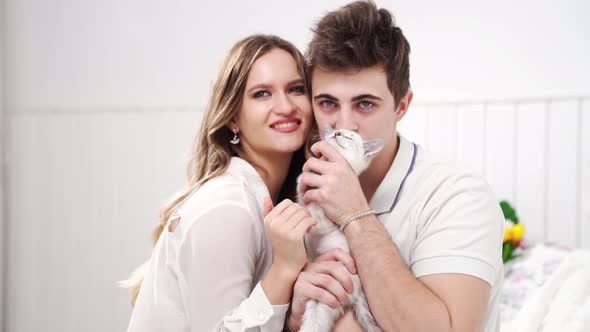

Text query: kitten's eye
(254, 90), (270, 98)
(289, 85), (305, 95)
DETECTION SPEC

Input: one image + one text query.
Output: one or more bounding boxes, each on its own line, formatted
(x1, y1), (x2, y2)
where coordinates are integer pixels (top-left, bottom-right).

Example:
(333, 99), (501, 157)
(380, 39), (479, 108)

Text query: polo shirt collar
(369, 135), (417, 215)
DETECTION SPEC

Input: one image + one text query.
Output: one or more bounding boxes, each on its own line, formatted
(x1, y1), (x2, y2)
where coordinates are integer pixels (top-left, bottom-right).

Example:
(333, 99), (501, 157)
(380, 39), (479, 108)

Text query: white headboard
(4, 96), (589, 331)
(399, 96), (590, 249)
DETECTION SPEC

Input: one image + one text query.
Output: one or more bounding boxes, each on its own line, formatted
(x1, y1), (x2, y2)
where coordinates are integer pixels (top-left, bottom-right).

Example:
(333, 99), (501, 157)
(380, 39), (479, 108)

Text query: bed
(500, 243), (590, 331)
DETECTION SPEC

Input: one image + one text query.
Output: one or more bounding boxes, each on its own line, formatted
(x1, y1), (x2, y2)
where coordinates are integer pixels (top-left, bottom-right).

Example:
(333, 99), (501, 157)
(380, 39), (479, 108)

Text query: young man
(287, 1), (504, 331)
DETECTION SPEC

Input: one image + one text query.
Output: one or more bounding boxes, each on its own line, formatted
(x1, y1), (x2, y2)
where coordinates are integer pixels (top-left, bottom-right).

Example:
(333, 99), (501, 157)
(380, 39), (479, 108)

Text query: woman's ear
(228, 118), (239, 132)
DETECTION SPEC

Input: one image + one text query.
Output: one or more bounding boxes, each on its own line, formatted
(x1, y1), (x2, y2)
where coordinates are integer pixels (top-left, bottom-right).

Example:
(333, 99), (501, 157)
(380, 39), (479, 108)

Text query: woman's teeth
(272, 122), (298, 129)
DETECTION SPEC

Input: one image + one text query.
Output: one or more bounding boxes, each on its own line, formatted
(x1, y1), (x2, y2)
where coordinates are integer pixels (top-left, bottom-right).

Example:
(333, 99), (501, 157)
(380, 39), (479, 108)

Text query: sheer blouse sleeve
(174, 202), (289, 332)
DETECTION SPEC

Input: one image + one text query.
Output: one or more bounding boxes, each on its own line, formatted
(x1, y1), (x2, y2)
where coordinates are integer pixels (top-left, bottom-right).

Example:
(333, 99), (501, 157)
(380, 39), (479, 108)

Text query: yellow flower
(503, 220), (515, 242)
(512, 224), (525, 241)
(505, 220), (515, 230)
(503, 227), (513, 242)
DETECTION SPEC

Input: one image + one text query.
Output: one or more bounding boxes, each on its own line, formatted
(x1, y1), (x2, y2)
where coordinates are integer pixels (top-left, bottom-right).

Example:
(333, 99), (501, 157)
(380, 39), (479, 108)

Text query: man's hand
(286, 248), (357, 331)
(299, 140), (370, 226)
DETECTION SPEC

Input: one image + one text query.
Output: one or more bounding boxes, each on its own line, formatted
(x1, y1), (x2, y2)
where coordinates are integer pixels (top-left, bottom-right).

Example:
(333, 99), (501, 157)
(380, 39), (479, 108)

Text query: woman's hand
(287, 248), (357, 331)
(262, 198), (317, 279)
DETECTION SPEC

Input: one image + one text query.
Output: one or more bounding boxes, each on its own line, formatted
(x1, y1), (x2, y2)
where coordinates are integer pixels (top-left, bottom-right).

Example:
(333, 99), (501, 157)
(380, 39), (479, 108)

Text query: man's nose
(335, 109), (358, 132)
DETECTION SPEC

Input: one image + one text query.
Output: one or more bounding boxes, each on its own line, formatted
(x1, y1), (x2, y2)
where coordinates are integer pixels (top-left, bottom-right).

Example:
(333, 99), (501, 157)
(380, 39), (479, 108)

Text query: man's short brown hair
(306, 0), (411, 107)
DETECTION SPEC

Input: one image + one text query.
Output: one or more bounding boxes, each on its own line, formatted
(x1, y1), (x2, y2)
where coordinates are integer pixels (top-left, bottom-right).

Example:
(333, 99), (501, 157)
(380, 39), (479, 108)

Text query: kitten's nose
(334, 131), (341, 136)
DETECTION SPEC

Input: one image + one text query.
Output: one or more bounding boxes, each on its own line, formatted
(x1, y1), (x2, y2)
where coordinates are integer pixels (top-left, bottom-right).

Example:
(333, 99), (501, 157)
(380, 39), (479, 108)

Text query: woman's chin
(271, 146), (303, 155)
(271, 139), (306, 153)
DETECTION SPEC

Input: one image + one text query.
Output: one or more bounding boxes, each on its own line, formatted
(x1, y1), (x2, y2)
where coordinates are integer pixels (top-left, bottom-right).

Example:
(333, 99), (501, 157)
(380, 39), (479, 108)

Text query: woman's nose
(274, 93), (297, 115)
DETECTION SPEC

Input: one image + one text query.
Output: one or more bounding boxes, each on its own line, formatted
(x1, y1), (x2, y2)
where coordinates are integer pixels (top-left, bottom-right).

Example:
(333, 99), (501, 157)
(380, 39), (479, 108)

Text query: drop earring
(230, 129), (240, 145)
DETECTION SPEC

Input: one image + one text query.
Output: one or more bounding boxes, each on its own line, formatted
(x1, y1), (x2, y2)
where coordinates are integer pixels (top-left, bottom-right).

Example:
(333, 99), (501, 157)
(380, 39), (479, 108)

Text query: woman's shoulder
(181, 179), (255, 221)
(173, 159), (269, 233)
(161, 176), (268, 273)
(163, 182), (262, 251)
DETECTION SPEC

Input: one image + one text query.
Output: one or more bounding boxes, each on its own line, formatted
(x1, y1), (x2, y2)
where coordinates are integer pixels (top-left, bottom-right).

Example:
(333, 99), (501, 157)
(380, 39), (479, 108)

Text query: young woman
(122, 34), (315, 331)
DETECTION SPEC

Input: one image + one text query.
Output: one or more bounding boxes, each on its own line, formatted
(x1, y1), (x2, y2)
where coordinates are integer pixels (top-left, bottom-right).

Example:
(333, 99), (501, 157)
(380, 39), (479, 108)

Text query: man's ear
(364, 139), (384, 158)
(395, 90), (413, 121)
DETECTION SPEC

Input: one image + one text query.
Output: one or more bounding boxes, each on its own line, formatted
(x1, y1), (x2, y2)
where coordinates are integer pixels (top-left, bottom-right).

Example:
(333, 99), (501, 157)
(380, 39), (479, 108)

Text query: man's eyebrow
(313, 93), (338, 101)
(351, 94), (382, 102)
(313, 94), (383, 102)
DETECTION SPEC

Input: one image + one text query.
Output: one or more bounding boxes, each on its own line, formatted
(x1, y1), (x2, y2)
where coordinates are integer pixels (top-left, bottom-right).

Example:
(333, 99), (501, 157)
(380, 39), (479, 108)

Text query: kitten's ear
(323, 124), (334, 138)
(364, 139), (384, 158)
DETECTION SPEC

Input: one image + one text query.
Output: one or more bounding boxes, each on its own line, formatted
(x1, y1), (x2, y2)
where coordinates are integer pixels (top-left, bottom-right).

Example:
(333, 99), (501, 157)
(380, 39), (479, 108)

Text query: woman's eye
(289, 86), (305, 94)
(253, 91), (270, 98)
(359, 101), (374, 109)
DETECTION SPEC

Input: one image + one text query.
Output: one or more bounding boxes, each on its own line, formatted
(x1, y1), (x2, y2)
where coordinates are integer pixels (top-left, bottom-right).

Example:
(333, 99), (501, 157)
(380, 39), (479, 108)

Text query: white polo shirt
(369, 135), (504, 332)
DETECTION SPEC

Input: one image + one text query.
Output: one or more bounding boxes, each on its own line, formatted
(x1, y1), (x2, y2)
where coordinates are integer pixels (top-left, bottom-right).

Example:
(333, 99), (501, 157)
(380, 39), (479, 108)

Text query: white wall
(396, 0), (590, 102)
(399, 97), (590, 248)
(2, 1), (590, 332)
(1, 0), (6, 328)
(7, 109), (200, 332)
(5, 0), (590, 112)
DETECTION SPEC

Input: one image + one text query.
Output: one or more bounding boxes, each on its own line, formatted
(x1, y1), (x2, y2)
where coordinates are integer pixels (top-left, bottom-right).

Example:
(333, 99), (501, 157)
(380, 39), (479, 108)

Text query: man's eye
(254, 91), (270, 98)
(320, 100), (336, 108)
(359, 101), (374, 109)
(289, 86), (305, 94)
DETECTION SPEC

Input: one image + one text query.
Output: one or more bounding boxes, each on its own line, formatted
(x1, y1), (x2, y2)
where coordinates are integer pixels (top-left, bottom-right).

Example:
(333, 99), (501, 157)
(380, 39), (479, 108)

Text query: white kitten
(296, 126), (384, 332)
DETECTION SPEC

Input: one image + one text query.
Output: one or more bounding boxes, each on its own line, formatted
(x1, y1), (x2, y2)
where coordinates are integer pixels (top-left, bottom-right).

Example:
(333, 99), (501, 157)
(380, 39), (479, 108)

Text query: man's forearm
(344, 215), (451, 332)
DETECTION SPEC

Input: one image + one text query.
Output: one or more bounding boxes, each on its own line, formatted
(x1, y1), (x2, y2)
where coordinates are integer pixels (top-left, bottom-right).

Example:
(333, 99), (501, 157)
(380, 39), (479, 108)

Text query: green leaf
(502, 242), (515, 263)
(500, 200), (519, 224)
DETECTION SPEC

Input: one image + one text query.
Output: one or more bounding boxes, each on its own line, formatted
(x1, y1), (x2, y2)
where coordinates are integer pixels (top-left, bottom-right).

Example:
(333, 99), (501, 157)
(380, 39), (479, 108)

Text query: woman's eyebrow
(288, 78), (305, 86)
(247, 83), (271, 93)
(247, 78), (304, 94)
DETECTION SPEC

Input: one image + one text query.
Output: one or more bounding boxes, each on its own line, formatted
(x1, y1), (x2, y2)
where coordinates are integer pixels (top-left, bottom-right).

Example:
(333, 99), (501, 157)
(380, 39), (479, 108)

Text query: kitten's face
(323, 125), (384, 175)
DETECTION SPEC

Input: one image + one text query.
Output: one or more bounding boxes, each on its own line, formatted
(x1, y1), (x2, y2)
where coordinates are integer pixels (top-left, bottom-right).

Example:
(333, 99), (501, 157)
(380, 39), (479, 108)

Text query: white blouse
(127, 157), (289, 332)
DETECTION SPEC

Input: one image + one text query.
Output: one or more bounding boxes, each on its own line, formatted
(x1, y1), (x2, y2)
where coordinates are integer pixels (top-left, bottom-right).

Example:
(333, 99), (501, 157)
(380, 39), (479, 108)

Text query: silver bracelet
(339, 209), (376, 231)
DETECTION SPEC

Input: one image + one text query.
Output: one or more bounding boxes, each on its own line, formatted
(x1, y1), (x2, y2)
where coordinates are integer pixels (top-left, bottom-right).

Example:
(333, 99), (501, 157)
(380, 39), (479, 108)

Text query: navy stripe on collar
(389, 142), (417, 212)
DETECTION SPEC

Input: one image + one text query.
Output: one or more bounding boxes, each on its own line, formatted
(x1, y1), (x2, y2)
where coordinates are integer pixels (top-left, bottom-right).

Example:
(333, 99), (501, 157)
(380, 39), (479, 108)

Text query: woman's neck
(242, 150), (292, 204)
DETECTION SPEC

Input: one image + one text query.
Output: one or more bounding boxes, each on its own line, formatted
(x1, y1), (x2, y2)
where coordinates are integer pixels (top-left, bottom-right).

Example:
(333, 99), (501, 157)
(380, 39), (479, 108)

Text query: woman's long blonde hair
(119, 35), (309, 306)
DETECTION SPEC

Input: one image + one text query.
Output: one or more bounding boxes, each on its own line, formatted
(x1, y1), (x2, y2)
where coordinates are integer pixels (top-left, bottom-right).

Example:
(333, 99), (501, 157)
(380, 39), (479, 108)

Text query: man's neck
(359, 135), (400, 202)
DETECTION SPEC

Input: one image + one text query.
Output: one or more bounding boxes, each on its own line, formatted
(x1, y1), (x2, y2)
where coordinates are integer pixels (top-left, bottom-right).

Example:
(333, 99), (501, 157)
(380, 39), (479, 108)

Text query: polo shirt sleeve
(410, 172), (504, 286)
(175, 202), (289, 331)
